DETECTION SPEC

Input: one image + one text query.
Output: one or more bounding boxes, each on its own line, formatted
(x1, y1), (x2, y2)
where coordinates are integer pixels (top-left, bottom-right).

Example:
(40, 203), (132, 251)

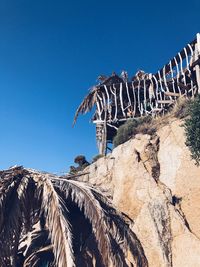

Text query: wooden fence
(74, 33), (200, 155)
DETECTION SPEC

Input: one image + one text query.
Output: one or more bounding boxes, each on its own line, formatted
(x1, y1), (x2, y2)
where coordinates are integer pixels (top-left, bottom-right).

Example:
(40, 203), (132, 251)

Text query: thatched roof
(73, 73), (125, 125)
(73, 86), (97, 125)
(73, 71), (148, 125)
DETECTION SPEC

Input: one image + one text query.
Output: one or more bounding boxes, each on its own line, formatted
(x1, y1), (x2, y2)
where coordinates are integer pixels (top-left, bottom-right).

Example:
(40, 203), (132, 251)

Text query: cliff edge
(78, 118), (200, 267)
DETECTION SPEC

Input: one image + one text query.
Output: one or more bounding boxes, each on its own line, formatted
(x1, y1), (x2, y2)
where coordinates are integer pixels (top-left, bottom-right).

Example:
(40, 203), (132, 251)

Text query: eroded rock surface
(78, 119), (200, 267)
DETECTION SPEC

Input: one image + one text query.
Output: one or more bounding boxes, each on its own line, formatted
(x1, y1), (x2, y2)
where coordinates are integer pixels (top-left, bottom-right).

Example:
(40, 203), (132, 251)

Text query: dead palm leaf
(0, 167), (148, 267)
(0, 167), (74, 267)
(73, 87), (97, 125)
(55, 179), (147, 267)
(23, 245), (54, 267)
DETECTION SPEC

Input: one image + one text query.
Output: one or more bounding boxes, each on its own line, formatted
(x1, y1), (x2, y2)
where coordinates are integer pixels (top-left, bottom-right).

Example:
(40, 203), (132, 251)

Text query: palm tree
(0, 166), (148, 267)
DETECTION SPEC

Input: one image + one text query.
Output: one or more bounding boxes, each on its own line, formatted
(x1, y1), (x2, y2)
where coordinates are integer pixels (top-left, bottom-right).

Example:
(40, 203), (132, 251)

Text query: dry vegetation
(113, 97), (192, 147)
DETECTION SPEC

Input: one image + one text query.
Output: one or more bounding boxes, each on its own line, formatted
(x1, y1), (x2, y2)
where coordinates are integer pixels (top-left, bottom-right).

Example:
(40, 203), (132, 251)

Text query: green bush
(69, 155), (89, 174)
(74, 155), (89, 167)
(184, 95), (200, 165)
(113, 119), (138, 147)
(113, 116), (155, 147)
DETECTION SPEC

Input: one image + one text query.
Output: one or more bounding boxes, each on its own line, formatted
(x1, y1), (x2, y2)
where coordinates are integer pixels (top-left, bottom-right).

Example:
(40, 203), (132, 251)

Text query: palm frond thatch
(73, 87), (97, 125)
(73, 73), (124, 125)
(0, 166), (148, 267)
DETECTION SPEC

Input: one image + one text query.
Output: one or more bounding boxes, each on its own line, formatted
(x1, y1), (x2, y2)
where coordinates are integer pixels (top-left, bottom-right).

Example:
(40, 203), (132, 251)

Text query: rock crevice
(134, 135), (160, 182)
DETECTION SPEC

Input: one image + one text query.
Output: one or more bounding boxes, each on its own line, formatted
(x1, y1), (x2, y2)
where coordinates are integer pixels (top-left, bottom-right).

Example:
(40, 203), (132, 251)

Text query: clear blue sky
(0, 0), (199, 173)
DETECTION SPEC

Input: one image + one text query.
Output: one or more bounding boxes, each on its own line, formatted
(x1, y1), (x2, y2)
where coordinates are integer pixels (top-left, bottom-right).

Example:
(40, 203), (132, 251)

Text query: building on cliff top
(74, 33), (200, 155)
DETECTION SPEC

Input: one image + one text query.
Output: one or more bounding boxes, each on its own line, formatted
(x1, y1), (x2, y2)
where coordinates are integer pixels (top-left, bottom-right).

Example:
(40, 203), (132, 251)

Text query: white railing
(93, 34), (200, 130)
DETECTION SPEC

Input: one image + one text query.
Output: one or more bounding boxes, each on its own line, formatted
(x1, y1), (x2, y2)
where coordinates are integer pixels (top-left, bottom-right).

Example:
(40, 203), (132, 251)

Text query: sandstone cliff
(78, 118), (200, 267)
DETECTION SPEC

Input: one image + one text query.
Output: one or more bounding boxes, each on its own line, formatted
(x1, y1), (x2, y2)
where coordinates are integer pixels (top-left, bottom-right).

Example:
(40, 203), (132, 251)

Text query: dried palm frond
(0, 166), (27, 230)
(55, 179), (148, 267)
(73, 87), (97, 125)
(0, 167), (74, 267)
(33, 173), (75, 267)
(91, 188), (147, 267)
(0, 168), (32, 267)
(23, 245), (54, 267)
(0, 167), (148, 267)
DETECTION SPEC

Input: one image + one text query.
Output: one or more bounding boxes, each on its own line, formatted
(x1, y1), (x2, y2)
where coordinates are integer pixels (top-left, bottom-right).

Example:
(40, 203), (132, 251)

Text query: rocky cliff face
(78, 118), (200, 267)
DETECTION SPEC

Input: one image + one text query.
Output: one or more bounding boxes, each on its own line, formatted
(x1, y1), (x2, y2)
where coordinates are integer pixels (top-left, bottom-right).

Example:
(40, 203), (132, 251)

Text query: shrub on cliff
(184, 95), (200, 165)
(69, 155), (89, 174)
(113, 116), (155, 147)
(113, 119), (138, 147)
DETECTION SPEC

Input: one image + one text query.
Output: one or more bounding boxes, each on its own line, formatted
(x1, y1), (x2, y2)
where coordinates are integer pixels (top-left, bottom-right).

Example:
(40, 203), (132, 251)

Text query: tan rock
(78, 118), (200, 267)
(158, 119), (200, 239)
